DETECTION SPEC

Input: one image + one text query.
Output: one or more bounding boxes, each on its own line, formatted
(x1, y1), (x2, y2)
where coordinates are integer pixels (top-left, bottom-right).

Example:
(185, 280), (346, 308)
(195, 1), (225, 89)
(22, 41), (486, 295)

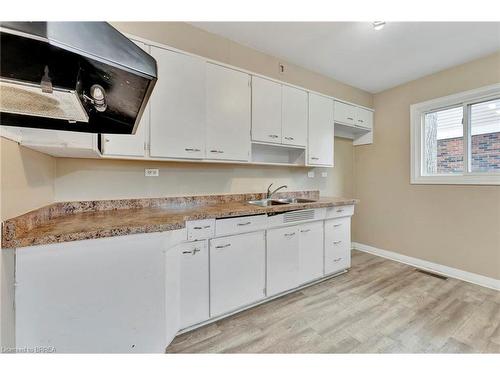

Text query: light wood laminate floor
(167, 250), (500, 353)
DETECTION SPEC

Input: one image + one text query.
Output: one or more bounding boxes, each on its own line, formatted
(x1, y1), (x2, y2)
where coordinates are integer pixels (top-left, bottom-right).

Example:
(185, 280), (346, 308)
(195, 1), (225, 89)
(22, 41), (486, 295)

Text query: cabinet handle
(215, 244), (231, 249)
(333, 241), (342, 245)
(210, 150), (224, 154)
(311, 157), (319, 160)
(268, 134), (279, 138)
(237, 222), (252, 226)
(185, 148), (201, 152)
(105, 138), (110, 143)
(284, 136), (294, 140)
(336, 209), (344, 213)
(333, 224), (342, 227)
(194, 225), (212, 230)
(183, 248), (201, 255)
(333, 257), (342, 262)
(347, 117), (354, 121)
(300, 229), (311, 233)
(284, 232), (296, 237)
(358, 119), (364, 123)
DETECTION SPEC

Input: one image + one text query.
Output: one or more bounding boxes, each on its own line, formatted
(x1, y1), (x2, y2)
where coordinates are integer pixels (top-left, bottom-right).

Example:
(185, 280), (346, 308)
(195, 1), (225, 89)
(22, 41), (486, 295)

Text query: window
(411, 84), (500, 185)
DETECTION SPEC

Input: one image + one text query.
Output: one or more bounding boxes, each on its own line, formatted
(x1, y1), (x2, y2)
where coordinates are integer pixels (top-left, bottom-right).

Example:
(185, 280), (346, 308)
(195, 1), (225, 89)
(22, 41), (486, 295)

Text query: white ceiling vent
(283, 210), (315, 223)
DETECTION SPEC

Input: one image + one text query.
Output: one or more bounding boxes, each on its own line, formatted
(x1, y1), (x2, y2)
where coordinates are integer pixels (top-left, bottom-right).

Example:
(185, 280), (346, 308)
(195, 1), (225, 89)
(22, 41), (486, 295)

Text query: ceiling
(190, 22), (500, 93)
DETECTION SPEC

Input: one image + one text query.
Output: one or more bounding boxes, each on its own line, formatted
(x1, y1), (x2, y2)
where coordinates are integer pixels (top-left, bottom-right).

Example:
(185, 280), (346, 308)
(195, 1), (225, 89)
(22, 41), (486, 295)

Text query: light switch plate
(145, 168), (159, 177)
(308, 171), (315, 178)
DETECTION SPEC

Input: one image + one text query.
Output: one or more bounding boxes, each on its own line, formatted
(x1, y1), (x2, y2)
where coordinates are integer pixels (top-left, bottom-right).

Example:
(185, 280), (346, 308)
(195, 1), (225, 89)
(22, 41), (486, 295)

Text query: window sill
(411, 174), (500, 185)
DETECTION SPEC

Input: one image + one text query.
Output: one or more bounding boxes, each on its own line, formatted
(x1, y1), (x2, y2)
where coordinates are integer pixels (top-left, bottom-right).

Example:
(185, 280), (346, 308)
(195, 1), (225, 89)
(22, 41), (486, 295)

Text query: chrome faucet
(266, 183), (288, 199)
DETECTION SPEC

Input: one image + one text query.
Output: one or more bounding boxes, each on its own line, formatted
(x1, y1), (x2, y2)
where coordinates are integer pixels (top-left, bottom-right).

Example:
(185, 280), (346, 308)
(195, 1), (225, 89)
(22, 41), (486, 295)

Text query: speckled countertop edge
(2, 191), (359, 249)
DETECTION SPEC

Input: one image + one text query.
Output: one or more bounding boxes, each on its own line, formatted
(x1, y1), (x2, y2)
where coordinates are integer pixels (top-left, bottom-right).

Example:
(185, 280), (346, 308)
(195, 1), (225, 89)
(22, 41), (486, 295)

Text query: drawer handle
(268, 134), (279, 138)
(300, 229), (311, 233)
(210, 150), (224, 154)
(347, 117), (354, 121)
(336, 209), (344, 213)
(333, 257), (342, 262)
(185, 148), (201, 152)
(215, 244), (231, 249)
(311, 157), (319, 160)
(182, 248), (201, 255)
(333, 224), (342, 227)
(237, 222), (252, 226)
(333, 241), (342, 245)
(284, 232), (296, 237)
(358, 119), (364, 123)
(193, 225), (212, 230)
(284, 136), (294, 140)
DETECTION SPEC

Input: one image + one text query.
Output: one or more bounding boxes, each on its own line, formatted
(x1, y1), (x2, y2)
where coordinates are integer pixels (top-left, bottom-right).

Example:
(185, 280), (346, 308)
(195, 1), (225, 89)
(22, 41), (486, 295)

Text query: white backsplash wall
(54, 138), (354, 202)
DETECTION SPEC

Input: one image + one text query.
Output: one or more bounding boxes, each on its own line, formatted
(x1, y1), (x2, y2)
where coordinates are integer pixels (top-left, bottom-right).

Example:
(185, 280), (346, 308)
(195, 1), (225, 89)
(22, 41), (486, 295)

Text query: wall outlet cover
(307, 171), (315, 178)
(321, 172), (328, 178)
(145, 168), (159, 177)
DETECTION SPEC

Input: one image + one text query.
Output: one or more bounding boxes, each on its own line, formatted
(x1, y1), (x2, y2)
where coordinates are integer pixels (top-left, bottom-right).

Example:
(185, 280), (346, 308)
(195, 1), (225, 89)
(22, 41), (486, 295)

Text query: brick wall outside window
(437, 131), (500, 173)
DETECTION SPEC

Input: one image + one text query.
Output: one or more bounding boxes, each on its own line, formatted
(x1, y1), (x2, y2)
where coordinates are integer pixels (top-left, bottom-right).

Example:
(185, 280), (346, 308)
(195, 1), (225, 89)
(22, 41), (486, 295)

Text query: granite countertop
(1, 191), (358, 249)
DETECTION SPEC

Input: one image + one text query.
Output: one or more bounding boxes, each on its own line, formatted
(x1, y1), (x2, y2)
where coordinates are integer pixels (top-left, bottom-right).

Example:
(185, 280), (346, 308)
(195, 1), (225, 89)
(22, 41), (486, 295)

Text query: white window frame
(410, 83), (500, 185)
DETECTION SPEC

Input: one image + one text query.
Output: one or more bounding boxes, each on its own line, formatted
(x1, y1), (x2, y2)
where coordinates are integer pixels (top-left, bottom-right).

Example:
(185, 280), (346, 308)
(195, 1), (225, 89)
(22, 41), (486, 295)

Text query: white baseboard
(352, 242), (500, 291)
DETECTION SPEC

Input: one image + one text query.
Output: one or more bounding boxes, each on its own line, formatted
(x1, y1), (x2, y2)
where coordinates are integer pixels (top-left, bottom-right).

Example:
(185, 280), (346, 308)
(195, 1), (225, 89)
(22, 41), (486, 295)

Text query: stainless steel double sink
(247, 198), (317, 207)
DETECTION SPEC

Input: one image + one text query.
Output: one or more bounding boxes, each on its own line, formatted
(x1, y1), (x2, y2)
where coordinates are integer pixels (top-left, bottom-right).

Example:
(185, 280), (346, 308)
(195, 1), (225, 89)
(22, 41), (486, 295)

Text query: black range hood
(0, 22), (157, 134)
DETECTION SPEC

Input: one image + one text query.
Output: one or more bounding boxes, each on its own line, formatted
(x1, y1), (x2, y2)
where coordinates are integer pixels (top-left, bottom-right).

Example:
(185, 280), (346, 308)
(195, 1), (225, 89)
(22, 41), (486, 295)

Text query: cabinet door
(282, 85), (308, 147)
(100, 40), (149, 158)
(308, 93), (334, 166)
(251, 76), (282, 143)
(334, 101), (356, 125)
(267, 226), (300, 296)
(149, 46), (206, 159)
(206, 63), (251, 161)
(210, 231), (265, 317)
(324, 217), (351, 275)
(298, 221), (324, 284)
(179, 241), (209, 329)
(355, 107), (373, 130)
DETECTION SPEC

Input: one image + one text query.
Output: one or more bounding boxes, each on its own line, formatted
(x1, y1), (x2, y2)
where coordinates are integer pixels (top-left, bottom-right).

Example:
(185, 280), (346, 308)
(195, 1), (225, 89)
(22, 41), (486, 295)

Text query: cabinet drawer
(215, 214), (267, 237)
(326, 205), (354, 219)
(186, 219), (215, 241)
(324, 217), (351, 275)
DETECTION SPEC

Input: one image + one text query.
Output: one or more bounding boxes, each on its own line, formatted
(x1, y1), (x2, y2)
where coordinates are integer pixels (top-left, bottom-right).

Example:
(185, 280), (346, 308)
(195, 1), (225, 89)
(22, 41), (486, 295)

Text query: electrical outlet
(145, 168), (159, 177)
(321, 172), (328, 178)
(308, 171), (315, 178)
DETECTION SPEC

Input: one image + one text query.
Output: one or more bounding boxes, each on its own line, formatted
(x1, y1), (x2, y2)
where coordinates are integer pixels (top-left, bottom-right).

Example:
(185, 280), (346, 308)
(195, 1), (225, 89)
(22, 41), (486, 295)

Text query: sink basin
(247, 199), (290, 207)
(274, 198), (317, 204)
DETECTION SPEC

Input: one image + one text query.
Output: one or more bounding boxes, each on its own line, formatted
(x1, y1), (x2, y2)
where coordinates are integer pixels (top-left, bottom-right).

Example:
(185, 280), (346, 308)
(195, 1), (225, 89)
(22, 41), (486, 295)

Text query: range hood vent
(0, 22), (157, 134)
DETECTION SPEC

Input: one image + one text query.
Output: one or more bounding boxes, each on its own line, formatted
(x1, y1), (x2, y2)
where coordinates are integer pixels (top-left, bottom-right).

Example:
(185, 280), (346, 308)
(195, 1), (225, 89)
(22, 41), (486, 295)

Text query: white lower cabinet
(179, 241), (209, 329)
(266, 226), (300, 296)
(324, 217), (351, 275)
(298, 221), (324, 284)
(209, 231), (266, 317)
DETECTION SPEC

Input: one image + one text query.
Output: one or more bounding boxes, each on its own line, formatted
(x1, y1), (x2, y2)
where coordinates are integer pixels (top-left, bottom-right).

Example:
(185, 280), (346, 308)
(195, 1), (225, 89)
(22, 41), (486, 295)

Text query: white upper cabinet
(149, 46), (206, 159)
(251, 76), (282, 143)
(355, 107), (373, 130)
(308, 93), (334, 166)
(334, 101), (356, 126)
(100, 40), (149, 158)
(282, 85), (308, 147)
(206, 63), (251, 161)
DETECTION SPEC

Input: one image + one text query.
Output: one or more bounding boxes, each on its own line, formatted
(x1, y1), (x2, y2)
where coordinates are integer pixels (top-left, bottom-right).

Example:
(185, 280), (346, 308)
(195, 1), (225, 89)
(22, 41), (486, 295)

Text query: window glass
(423, 106), (463, 174)
(470, 98), (500, 173)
